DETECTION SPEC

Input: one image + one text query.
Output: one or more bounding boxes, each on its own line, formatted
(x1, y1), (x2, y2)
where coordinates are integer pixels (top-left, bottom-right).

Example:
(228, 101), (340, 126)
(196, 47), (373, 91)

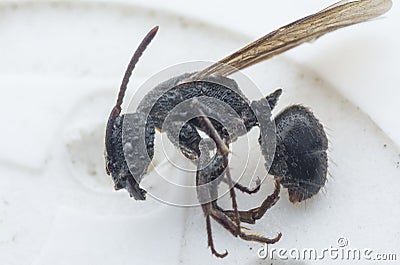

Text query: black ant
(105, 0), (392, 258)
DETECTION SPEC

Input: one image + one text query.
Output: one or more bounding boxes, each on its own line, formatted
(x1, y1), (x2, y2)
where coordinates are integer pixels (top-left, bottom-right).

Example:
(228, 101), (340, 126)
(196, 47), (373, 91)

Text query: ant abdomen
(269, 105), (328, 203)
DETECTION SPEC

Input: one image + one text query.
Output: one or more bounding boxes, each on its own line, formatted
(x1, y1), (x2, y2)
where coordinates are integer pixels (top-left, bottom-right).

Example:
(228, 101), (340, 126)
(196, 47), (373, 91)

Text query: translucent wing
(191, 0), (392, 79)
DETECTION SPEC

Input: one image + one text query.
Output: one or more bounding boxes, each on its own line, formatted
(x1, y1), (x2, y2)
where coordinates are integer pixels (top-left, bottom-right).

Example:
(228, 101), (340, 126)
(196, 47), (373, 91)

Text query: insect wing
(191, 0), (392, 79)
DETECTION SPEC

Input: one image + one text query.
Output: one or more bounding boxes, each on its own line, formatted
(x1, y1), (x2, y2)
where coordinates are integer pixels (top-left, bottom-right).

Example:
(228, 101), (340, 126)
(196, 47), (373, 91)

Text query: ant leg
(198, 157), (281, 256)
(222, 177), (262, 195)
(197, 142), (281, 256)
(205, 213), (228, 258)
(220, 179), (281, 224)
(193, 98), (281, 251)
(192, 100), (241, 233)
(210, 175), (263, 223)
(197, 148), (228, 258)
(208, 200), (282, 244)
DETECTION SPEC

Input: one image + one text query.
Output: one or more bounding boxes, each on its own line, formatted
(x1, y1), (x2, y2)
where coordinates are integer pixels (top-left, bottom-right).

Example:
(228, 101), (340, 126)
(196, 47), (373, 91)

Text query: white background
(0, 1), (399, 265)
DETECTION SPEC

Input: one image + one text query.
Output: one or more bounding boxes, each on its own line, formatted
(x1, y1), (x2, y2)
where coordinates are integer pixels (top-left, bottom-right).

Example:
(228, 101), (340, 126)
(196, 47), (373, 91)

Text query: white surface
(0, 1), (399, 265)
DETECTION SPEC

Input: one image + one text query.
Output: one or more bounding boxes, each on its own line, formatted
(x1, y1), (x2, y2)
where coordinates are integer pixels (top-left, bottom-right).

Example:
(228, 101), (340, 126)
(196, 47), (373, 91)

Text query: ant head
(105, 27), (159, 200)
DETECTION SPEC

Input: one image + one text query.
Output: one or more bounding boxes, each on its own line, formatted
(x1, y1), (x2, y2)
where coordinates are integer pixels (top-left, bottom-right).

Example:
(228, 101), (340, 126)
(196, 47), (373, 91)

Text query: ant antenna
(115, 26), (159, 112)
(106, 26), (159, 153)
